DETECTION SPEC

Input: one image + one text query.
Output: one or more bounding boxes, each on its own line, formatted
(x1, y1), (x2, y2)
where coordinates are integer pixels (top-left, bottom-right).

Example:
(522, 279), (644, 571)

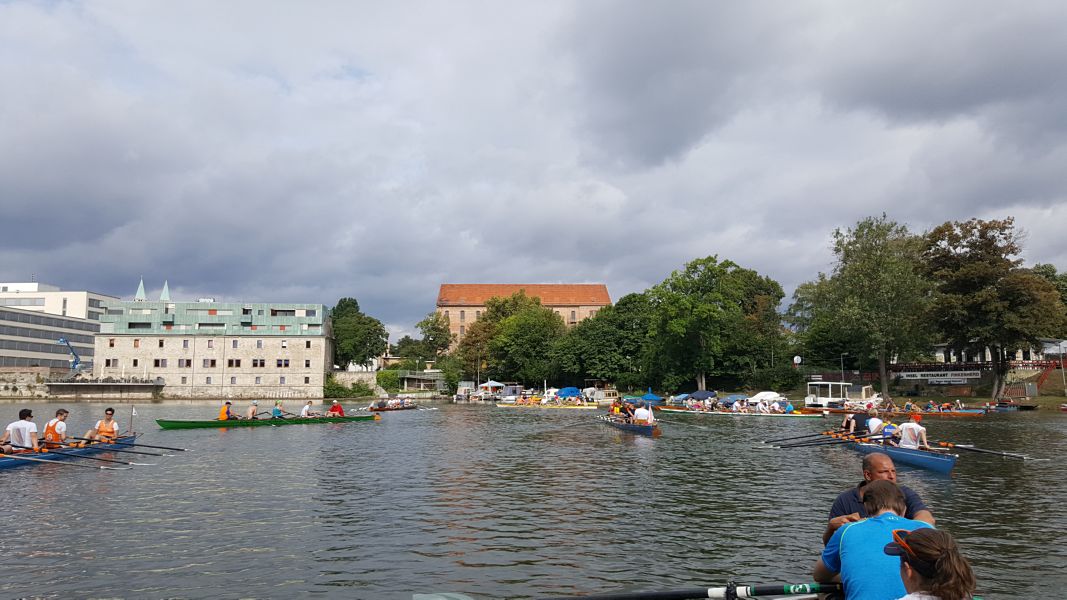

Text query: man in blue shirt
(814, 479), (933, 600)
(823, 452), (934, 544)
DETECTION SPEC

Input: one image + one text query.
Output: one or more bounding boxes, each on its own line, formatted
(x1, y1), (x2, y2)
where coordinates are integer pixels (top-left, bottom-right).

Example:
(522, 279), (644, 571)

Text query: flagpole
(129, 405), (137, 434)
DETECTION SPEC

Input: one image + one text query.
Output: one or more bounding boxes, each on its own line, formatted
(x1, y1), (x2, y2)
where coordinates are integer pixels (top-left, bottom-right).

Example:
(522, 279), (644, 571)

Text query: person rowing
(82, 407), (122, 444)
(633, 402), (654, 425)
(823, 452), (934, 544)
(271, 401), (286, 419)
(327, 400), (345, 417)
(840, 412), (857, 434)
(300, 400), (322, 418)
(244, 400), (260, 420)
(1, 408), (39, 454)
(883, 527), (977, 600)
(895, 413), (930, 450)
(43, 409), (71, 448)
(217, 401), (239, 421)
(866, 409), (886, 437)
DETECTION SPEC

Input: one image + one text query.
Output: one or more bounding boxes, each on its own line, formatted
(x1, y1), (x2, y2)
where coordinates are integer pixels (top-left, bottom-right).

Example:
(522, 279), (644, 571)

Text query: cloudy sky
(3, 1), (1066, 340)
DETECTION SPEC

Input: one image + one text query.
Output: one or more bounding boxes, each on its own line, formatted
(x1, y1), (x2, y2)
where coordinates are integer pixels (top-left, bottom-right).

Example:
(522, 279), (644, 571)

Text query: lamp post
(840, 353), (848, 385)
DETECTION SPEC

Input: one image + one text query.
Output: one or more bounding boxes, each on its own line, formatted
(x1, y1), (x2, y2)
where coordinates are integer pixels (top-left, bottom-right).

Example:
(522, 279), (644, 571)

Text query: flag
(132, 407), (138, 416)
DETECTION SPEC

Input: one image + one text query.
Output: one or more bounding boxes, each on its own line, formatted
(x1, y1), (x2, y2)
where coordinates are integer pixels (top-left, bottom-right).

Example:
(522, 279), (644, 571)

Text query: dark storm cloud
(2, 1), (1066, 338)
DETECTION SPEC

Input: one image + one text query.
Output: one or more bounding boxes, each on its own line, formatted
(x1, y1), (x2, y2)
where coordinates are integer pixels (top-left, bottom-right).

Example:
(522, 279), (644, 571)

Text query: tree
(552, 293), (653, 390)
(1032, 263), (1067, 337)
(394, 335), (425, 360)
(828, 215), (934, 397)
(416, 311), (454, 357)
(331, 297), (388, 369)
(454, 291), (544, 381)
(924, 218), (1067, 399)
(489, 305), (566, 384)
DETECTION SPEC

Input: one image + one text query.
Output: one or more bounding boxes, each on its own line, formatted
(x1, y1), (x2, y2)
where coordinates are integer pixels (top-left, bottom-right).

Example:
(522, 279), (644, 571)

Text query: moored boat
(0, 435), (138, 470)
(495, 402), (598, 410)
(656, 406), (823, 418)
(798, 407), (987, 418)
(367, 404), (418, 412)
(596, 414), (661, 437)
(156, 415), (380, 430)
(845, 441), (958, 474)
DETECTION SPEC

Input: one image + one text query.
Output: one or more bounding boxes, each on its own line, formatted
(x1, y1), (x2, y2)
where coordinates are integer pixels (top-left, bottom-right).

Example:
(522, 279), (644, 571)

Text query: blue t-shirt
(271, 407), (283, 418)
(822, 513), (932, 600)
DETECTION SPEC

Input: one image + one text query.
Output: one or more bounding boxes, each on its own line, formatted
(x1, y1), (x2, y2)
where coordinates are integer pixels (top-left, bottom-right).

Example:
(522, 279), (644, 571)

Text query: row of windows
(111, 338), (314, 350)
(0, 297), (45, 306)
(0, 308), (98, 332)
(0, 339), (94, 355)
(446, 308), (585, 327)
(102, 358), (313, 369)
(0, 325), (94, 345)
(0, 356), (69, 368)
(107, 307), (318, 317)
(175, 375), (312, 385)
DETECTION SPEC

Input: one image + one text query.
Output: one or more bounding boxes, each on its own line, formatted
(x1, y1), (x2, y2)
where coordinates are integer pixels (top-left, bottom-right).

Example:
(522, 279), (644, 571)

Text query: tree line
(331, 216), (1067, 400)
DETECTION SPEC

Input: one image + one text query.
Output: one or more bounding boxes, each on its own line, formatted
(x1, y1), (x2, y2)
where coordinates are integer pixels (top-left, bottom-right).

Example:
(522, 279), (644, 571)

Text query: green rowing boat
(156, 414), (380, 430)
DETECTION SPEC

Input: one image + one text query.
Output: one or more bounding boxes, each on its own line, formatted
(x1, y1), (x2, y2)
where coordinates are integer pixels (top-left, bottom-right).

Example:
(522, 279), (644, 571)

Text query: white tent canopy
(480, 380), (505, 389)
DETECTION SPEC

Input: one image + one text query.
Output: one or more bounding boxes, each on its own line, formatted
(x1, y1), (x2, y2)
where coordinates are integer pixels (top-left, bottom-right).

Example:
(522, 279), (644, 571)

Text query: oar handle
(70, 436), (186, 452)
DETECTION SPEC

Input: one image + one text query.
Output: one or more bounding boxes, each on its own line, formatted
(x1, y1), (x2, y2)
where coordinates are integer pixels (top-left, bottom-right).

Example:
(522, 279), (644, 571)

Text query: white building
(0, 282), (117, 321)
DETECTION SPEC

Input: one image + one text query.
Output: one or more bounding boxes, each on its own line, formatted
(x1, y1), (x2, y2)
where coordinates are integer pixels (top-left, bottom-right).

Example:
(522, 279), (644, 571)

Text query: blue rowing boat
(847, 441), (957, 474)
(597, 414), (661, 437)
(0, 436), (138, 470)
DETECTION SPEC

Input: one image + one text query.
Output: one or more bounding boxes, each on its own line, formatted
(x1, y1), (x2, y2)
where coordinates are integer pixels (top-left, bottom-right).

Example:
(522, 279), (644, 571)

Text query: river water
(0, 402), (1064, 599)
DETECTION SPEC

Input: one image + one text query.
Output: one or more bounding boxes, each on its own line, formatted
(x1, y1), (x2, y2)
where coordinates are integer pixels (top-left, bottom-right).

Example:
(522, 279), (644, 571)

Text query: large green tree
(416, 311), (454, 357)
(489, 304), (567, 384)
(453, 291), (544, 381)
(331, 297), (388, 369)
(924, 218), (1067, 399)
(552, 293), (653, 390)
(1032, 263), (1067, 337)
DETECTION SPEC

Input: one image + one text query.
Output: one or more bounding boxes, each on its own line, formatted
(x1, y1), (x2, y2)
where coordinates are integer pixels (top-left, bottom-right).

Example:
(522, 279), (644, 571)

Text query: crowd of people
(1, 406), (125, 454)
(815, 452), (977, 600)
(216, 399), (347, 421)
(839, 409), (931, 450)
(608, 399), (655, 425)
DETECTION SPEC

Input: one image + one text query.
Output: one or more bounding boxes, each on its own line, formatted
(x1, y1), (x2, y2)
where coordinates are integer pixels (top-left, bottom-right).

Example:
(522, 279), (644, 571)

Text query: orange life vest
(96, 419), (118, 441)
(218, 405), (230, 420)
(43, 418), (64, 448)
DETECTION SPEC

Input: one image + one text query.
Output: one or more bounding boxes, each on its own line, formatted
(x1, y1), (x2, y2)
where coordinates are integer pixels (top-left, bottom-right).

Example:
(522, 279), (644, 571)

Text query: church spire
(134, 277), (146, 302)
(160, 280), (171, 302)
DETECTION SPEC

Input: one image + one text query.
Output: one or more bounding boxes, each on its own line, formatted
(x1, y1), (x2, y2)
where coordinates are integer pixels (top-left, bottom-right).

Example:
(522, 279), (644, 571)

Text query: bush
(745, 364), (806, 392)
(376, 370), (400, 393)
(324, 374), (374, 398)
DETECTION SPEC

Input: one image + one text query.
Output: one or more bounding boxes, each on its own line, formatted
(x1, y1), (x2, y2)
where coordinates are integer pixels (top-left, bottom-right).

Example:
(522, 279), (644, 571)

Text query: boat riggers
(772, 432), (894, 449)
(69, 436), (188, 452)
(0, 453), (130, 470)
(9, 444), (151, 466)
(761, 431), (833, 444)
(932, 440), (1041, 460)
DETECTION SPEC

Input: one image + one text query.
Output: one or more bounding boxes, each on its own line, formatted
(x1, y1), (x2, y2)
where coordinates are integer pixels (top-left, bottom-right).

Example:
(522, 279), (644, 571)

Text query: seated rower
(784, 400), (795, 414)
(271, 401), (286, 419)
(43, 408), (71, 448)
(633, 402), (654, 425)
(300, 400), (322, 418)
(902, 400), (916, 412)
(245, 400), (260, 420)
(217, 401), (238, 421)
(840, 413), (857, 434)
(327, 400), (345, 417)
(769, 400), (782, 413)
(621, 402), (636, 422)
(82, 407), (121, 444)
(1, 409), (39, 454)
(866, 409), (886, 438)
(894, 413), (930, 450)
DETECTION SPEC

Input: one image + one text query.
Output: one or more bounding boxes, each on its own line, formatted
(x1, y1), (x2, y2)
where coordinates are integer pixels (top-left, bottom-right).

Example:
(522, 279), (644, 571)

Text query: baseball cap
(884, 529), (937, 578)
(252, 400), (259, 405)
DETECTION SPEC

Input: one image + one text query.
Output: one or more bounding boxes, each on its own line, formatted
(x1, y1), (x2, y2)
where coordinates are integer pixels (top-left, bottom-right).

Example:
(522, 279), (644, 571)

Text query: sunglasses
(892, 530), (937, 578)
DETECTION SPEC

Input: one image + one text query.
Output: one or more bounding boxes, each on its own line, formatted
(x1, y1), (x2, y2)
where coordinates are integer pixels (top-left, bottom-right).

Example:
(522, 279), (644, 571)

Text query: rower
(784, 400), (795, 414)
(43, 409), (71, 448)
(83, 407), (121, 443)
(245, 400), (260, 420)
(327, 400), (345, 417)
(840, 413), (857, 434)
(823, 452), (934, 544)
(884, 528), (977, 600)
(300, 400), (321, 418)
(866, 409), (886, 438)
(1, 409), (39, 454)
(217, 401), (237, 421)
(894, 413), (930, 450)
(903, 400), (916, 412)
(271, 401), (286, 419)
(633, 402), (654, 425)
(621, 402), (636, 422)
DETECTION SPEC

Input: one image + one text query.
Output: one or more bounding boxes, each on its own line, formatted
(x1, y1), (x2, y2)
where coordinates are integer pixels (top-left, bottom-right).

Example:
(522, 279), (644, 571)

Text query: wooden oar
(526, 581), (842, 600)
(67, 439), (165, 456)
(0, 452), (131, 470)
(932, 441), (1037, 460)
(762, 431), (832, 444)
(11, 444), (152, 466)
(70, 436), (186, 452)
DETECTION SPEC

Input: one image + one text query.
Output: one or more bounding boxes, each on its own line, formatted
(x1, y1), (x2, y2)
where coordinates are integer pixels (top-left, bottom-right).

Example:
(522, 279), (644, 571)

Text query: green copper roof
(134, 278), (146, 302)
(160, 280), (170, 302)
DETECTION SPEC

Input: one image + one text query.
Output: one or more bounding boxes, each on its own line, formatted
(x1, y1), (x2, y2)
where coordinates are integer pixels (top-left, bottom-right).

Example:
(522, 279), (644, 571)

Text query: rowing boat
(657, 406), (823, 419)
(155, 415), (380, 430)
(845, 441), (958, 474)
(367, 404), (418, 412)
(495, 402), (599, 410)
(798, 407), (986, 418)
(0, 436), (138, 470)
(597, 414), (661, 437)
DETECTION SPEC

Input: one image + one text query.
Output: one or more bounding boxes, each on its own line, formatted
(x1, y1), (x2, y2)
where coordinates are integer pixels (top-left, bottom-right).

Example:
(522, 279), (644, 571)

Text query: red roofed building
(436, 284), (612, 343)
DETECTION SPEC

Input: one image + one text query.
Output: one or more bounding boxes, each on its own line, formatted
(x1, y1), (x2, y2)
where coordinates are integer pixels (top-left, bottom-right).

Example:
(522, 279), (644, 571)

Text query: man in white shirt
(865, 409), (885, 437)
(1, 409), (39, 454)
(633, 402), (654, 424)
(895, 414), (929, 449)
(300, 400), (321, 418)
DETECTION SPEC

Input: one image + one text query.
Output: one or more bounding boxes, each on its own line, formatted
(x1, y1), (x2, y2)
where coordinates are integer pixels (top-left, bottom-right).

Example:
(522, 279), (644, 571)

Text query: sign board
(899, 370), (981, 380)
(809, 375), (823, 381)
(928, 378), (969, 385)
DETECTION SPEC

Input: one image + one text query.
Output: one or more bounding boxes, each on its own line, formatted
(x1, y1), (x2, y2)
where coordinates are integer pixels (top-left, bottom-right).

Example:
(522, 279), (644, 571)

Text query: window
(227, 359), (241, 368)
(178, 359), (190, 368)
(459, 325), (465, 336)
(252, 359), (265, 368)
(444, 310), (449, 319)
(156, 339), (163, 348)
(570, 310), (576, 322)
(105, 358), (117, 368)
(279, 376), (286, 385)
(460, 310), (465, 322)
(132, 359), (139, 367)
(181, 376), (187, 384)
(281, 340), (288, 349)
(153, 359), (168, 368)
(202, 359), (217, 368)
(232, 339), (238, 349)
(255, 376), (261, 385)
(277, 359), (290, 368)
(305, 340), (311, 349)
(302, 376), (309, 384)
(108, 338), (115, 348)
(183, 339), (189, 349)
(476, 310), (481, 319)
(307, 309), (317, 317)
(230, 376), (237, 385)
(133, 339), (140, 348)
(257, 309), (264, 315)
(207, 340), (214, 349)
(206, 376), (212, 384)
(304, 359), (311, 368)
(256, 339), (263, 349)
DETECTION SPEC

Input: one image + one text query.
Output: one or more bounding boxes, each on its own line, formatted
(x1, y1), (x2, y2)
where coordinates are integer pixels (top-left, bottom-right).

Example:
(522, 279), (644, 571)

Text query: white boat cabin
(804, 382), (883, 409)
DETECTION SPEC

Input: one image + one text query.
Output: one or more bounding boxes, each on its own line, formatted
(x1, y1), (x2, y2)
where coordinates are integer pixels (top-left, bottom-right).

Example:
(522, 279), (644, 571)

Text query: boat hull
(657, 407), (822, 418)
(156, 415), (380, 430)
(847, 442), (957, 474)
(0, 436), (139, 470)
(495, 403), (598, 410)
(367, 405), (418, 412)
(597, 414), (661, 437)
(798, 407), (986, 418)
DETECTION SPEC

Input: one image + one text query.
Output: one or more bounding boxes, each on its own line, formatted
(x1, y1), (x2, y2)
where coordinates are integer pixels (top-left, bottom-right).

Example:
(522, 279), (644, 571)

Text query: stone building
(93, 281), (331, 399)
(435, 283), (612, 344)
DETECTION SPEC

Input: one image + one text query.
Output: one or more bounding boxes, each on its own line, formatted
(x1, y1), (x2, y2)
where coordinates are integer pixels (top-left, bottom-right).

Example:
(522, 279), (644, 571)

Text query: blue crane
(57, 337), (81, 371)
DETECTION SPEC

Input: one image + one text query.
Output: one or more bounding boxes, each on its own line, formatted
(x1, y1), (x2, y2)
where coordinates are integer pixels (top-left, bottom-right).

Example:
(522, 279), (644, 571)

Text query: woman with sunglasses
(884, 528), (977, 600)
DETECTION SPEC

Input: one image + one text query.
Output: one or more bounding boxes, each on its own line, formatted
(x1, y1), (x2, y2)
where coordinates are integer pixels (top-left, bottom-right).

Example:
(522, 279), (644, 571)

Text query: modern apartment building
(0, 306), (97, 369)
(93, 286), (332, 398)
(435, 283), (612, 343)
(0, 282), (117, 321)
